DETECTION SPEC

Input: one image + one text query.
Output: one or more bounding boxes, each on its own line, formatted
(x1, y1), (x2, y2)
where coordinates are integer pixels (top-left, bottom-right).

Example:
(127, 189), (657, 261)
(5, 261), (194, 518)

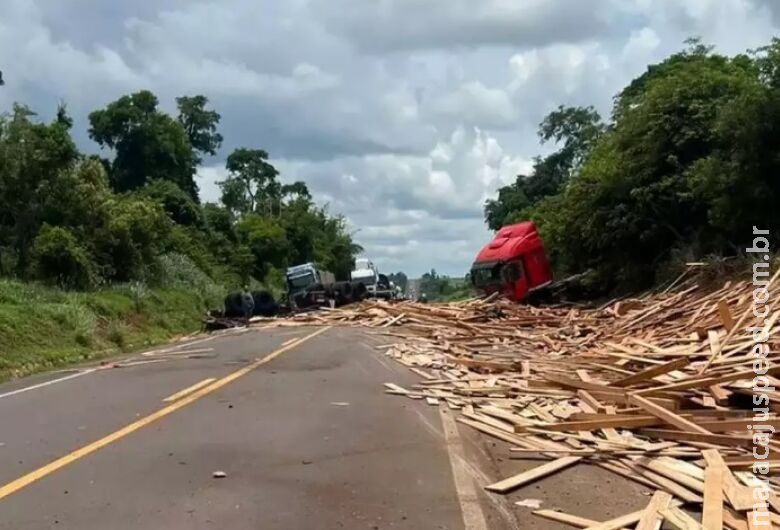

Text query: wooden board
(630, 394), (712, 435)
(635, 490), (673, 530)
(702, 465), (724, 530)
(484, 456), (581, 493)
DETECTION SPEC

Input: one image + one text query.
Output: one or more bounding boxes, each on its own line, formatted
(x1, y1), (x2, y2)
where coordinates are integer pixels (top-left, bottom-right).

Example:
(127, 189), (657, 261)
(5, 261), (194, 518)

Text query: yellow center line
(0, 326), (330, 501)
(280, 337), (299, 347)
(162, 378), (217, 403)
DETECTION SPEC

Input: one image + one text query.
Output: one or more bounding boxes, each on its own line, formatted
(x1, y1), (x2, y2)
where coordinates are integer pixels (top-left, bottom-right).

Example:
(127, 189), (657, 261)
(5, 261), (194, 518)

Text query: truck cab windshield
(470, 263), (502, 288)
(288, 273), (315, 290)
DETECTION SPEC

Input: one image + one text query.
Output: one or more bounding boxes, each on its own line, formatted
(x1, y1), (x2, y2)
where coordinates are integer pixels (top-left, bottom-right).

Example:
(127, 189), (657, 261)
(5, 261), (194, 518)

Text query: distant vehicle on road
(286, 262), (367, 308)
(351, 258), (396, 299)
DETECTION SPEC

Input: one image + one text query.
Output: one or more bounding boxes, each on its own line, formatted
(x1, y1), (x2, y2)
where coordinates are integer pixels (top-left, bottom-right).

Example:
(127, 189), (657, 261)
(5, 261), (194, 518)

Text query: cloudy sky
(2, 0), (778, 276)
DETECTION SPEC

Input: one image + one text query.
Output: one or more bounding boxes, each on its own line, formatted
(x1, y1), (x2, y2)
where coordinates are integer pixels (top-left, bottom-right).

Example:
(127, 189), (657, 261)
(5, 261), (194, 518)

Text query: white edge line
(358, 342), (394, 372)
(439, 407), (490, 530)
(0, 369), (96, 400)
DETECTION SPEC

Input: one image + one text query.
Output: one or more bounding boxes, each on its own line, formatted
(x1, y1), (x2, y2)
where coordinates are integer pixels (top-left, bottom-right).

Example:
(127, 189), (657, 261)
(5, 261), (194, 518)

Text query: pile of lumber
(281, 274), (780, 528)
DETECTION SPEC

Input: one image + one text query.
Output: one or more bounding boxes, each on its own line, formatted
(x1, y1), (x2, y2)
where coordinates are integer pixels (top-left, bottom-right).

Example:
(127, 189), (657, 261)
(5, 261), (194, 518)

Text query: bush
(153, 252), (225, 307)
(105, 320), (127, 348)
(96, 196), (172, 282)
(139, 180), (203, 227)
(30, 225), (96, 289)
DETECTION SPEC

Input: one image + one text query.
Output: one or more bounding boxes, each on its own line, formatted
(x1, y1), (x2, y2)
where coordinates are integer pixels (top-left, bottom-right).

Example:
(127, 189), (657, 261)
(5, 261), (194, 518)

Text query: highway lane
(0, 325), (506, 529)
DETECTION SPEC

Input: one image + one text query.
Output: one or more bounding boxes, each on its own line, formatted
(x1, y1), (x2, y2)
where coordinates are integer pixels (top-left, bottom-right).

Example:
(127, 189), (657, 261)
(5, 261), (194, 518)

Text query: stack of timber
(275, 272), (780, 528)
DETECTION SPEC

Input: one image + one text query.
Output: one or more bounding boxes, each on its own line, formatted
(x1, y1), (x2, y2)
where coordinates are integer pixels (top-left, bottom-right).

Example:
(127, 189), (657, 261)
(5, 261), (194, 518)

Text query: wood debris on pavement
(267, 276), (780, 528)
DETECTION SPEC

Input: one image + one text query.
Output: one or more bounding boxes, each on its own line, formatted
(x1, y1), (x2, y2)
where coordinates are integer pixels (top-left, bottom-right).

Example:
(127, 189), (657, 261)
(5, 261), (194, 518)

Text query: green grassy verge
(0, 279), (221, 382)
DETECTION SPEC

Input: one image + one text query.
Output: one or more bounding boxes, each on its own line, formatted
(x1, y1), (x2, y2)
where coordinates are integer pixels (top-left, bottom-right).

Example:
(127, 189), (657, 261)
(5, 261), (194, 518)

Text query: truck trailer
(211, 261), (373, 328)
(286, 262), (368, 308)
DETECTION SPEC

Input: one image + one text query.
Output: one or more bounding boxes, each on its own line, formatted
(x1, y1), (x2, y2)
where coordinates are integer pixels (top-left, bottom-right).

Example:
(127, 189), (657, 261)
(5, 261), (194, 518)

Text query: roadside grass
(0, 279), (222, 382)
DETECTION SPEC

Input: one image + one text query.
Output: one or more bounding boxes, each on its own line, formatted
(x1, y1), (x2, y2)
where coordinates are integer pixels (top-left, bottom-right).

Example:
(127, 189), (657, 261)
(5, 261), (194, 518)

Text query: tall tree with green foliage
(0, 104), (79, 274)
(219, 148), (281, 216)
(89, 91), (199, 199)
(484, 105), (604, 230)
(176, 95), (223, 165)
(0, 91), (362, 294)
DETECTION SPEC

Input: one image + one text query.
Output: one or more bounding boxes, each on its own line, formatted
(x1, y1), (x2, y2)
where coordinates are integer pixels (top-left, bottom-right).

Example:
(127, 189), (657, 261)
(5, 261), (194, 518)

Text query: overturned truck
(216, 262), (368, 325)
(285, 262), (367, 309)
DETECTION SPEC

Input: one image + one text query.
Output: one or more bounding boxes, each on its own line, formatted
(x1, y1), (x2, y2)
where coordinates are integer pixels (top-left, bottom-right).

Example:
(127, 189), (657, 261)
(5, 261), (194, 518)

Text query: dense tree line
(418, 269), (471, 301)
(485, 38), (780, 293)
(0, 91), (360, 291)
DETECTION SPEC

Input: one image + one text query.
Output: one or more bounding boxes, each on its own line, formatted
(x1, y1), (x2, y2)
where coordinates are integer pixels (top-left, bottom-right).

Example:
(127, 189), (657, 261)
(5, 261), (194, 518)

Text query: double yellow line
(0, 326), (329, 501)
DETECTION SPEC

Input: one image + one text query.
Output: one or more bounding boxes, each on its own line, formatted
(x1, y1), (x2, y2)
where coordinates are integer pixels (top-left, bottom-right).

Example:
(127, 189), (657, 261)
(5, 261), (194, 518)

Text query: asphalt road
(0, 325), (513, 530)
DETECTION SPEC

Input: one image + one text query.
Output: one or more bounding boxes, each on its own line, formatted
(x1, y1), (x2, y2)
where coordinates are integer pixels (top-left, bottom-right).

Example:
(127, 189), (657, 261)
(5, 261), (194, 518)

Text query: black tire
(335, 281), (353, 305)
(251, 290), (276, 316)
(252, 290), (274, 308)
(353, 282), (367, 301)
(256, 302), (278, 317)
(295, 292), (313, 308)
(224, 293), (243, 318)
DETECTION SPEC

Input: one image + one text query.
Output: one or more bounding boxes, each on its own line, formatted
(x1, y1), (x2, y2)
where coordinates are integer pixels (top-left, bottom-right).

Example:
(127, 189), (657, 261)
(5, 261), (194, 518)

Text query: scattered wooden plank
(661, 505), (703, 530)
(381, 313), (406, 327)
(635, 490), (673, 530)
(701, 449), (753, 511)
(638, 429), (753, 449)
(630, 395), (712, 435)
(302, 274), (780, 530)
(583, 507), (650, 530)
(718, 300), (735, 331)
(384, 382), (409, 395)
(612, 357), (690, 387)
(484, 456), (581, 493)
(746, 504), (772, 530)
(702, 465), (724, 530)
(532, 509), (601, 528)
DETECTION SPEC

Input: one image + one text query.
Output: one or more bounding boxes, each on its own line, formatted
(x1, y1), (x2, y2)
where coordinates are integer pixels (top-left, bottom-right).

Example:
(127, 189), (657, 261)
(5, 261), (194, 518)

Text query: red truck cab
(470, 221), (552, 302)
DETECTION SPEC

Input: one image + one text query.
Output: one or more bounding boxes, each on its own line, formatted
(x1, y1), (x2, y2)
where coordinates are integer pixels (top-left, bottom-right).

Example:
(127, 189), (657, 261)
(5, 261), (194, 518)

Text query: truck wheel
(353, 282), (367, 301)
(252, 290), (276, 316)
(224, 293), (243, 318)
(294, 293), (312, 309)
(252, 290), (274, 307)
(336, 282), (353, 305)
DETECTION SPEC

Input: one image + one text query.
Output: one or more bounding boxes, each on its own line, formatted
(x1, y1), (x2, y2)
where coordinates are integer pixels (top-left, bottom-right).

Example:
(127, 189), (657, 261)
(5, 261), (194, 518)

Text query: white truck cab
(351, 258), (379, 294)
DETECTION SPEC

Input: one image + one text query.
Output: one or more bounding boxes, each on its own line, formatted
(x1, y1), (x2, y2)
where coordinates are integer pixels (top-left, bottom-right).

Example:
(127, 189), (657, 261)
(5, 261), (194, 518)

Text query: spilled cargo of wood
(271, 272), (780, 528)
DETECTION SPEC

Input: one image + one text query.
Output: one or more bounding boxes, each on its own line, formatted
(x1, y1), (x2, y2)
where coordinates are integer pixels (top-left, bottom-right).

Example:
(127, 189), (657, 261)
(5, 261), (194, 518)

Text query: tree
(89, 91), (199, 199)
(538, 105), (605, 170)
(519, 39), (766, 290)
(30, 225), (96, 289)
(95, 196), (172, 282)
(176, 95), (223, 165)
(40, 158), (113, 248)
(219, 148), (281, 216)
(0, 104), (79, 274)
(0, 97), (359, 294)
(235, 214), (288, 280)
(139, 180), (203, 227)
(484, 105), (604, 230)
(281, 181), (312, 204)
(484, 179), (530, 231)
